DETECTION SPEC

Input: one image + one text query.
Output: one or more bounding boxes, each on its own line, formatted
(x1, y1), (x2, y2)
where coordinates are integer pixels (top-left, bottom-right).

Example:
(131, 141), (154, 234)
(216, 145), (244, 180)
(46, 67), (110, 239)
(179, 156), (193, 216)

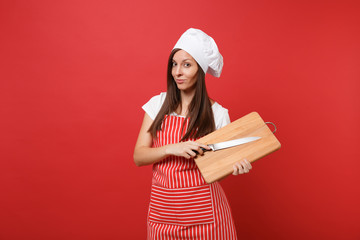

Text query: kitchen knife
(196, 136), (261, 153)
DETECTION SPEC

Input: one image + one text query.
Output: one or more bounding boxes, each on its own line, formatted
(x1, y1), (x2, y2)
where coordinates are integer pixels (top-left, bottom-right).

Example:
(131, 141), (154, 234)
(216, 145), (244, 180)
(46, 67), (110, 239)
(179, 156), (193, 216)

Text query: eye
(172, 62), (177, 67)
(184, 63), (191, 67)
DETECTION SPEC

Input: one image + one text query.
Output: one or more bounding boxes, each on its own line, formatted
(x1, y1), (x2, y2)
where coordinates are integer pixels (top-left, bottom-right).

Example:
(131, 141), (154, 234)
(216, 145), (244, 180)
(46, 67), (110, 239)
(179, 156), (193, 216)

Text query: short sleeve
(142, 92), (167, 120)
(212, 102), (231, 130)
(216, 109), (230, 129)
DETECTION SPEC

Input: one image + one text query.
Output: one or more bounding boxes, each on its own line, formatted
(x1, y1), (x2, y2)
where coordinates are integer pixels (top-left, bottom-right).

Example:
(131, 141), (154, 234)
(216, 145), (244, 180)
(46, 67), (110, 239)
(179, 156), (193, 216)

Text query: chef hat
(173, 28), (223, 78)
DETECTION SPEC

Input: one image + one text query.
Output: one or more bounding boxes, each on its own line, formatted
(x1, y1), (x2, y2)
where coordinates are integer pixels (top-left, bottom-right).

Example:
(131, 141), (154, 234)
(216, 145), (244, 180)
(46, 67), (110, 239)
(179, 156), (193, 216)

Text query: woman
(134, 28), (252, 239)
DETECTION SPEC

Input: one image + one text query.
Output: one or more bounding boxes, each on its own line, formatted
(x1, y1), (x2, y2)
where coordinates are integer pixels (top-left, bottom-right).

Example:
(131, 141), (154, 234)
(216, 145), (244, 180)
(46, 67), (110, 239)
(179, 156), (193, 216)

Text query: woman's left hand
(232, 159), (252, 175)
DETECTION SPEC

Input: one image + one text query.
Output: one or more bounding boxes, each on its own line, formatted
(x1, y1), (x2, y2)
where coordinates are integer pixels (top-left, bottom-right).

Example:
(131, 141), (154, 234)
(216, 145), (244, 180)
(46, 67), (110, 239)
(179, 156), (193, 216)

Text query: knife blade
(195, 136), (261, 154)
(208, 136), (261, 151)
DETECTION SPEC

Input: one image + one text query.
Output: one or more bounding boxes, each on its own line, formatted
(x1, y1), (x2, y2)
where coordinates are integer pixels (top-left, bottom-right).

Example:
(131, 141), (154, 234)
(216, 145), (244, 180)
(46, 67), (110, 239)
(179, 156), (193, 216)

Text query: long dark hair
(148, 49), (215, 140)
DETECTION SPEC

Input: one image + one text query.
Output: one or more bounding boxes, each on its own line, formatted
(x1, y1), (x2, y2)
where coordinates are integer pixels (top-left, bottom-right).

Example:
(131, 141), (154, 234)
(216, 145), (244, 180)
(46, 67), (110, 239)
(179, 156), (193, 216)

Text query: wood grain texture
(195, 112), (281, 183)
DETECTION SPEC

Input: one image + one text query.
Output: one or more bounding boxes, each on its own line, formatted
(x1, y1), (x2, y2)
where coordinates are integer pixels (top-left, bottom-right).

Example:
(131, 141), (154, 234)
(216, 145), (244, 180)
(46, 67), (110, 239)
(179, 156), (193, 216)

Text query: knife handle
(200, 147), (208, 152)
(193, 147), (209, 155)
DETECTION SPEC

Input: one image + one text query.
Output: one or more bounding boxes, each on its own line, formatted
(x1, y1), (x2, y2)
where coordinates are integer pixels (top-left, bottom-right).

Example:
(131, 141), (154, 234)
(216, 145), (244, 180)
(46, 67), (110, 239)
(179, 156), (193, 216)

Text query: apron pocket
(149, 184), (214, 226)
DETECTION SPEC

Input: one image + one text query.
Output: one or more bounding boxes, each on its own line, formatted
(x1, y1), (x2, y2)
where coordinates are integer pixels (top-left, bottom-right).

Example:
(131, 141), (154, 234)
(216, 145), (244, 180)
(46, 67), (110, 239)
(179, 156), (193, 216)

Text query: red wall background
(1, 0), (359, 239)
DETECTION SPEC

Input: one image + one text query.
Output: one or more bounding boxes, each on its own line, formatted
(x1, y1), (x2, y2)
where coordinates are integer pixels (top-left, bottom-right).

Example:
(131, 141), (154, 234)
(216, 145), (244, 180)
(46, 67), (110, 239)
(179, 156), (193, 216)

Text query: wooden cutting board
(195, 112), (281, 183)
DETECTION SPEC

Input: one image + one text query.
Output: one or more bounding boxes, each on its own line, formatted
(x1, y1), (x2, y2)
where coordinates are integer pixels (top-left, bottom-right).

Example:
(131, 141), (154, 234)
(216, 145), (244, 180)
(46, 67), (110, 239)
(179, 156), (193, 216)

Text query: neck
(176, 89), (195, 116)
(181, 88), (195, 105)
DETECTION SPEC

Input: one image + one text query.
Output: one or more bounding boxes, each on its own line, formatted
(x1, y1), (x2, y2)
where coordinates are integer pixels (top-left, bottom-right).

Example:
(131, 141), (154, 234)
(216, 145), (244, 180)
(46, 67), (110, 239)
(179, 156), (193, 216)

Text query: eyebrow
(172, 58), (192, 62)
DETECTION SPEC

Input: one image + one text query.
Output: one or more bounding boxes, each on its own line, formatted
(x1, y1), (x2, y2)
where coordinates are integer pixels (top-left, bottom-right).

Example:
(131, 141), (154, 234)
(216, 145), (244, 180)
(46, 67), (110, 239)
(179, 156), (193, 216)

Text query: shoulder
(142, 92), (167, 120)
(146, 92), (167, 107)
(212, 101), (231, 130)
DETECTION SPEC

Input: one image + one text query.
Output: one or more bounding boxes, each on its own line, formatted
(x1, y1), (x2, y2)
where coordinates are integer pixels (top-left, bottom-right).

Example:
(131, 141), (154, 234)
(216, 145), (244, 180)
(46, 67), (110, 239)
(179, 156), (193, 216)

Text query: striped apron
(147, 115), (237, 239)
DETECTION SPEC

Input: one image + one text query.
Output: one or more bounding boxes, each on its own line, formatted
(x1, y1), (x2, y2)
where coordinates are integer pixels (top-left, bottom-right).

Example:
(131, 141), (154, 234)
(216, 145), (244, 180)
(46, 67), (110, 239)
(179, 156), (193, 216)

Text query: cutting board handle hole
(265, 122), (277, 134)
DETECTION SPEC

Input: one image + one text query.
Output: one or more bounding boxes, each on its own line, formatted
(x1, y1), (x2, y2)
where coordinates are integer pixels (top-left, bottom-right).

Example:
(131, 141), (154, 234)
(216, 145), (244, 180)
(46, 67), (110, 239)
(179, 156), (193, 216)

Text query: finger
(190, 146), (203, 155)
(182, 142), (199, 155)
(244, 159), (252, 170)
(191, 143), (210, 155)
(232, 165), (238, 175)
(240, 160), (249, 173)
(194, 145), (204, 155)
(199, 144), (211, 151)
(192, 141), (211, 151)
(236, 162), (245, 174)
(186, 149), (197, 158)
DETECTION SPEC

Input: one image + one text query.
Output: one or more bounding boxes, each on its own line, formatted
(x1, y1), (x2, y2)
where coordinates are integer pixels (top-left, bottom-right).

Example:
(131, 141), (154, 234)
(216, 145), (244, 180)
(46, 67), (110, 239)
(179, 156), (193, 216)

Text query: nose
(173, 65), (182, 76)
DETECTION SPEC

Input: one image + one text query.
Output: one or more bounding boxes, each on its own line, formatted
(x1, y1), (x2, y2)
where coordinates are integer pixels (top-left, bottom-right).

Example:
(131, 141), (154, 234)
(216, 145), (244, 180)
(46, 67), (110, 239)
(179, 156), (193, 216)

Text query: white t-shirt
(142, 92), (230, 130)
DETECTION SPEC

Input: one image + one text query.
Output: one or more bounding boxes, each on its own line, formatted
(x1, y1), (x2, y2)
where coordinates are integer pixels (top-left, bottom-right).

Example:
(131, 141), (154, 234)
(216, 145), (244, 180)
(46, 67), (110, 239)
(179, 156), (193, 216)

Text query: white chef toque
(173, 28), (223, 78)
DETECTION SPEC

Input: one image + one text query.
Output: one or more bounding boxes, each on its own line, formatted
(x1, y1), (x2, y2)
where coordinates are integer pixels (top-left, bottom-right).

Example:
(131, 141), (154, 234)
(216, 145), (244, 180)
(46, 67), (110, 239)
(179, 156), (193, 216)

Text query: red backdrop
(1, 0), (359, 239)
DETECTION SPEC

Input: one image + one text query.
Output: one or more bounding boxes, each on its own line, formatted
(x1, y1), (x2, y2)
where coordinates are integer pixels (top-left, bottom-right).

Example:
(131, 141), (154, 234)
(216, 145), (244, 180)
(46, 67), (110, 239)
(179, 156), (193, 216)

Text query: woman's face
(172, 50), (199, 92)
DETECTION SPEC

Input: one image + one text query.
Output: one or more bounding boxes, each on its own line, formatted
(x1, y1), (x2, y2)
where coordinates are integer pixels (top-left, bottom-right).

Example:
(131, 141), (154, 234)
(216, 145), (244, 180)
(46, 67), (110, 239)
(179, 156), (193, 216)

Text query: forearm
(134, 141), (211, 167)
(133, 145), (170, 167)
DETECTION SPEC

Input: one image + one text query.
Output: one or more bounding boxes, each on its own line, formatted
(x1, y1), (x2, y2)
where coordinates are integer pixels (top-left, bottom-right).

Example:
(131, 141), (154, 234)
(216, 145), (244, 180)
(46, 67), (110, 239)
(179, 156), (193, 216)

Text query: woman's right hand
(165, 141), (211, 159)
(134, 113), (211, 166)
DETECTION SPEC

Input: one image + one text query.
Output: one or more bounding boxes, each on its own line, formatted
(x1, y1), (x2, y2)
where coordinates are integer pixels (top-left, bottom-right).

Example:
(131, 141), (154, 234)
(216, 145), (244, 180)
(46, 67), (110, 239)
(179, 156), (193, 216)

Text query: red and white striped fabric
(149, 184), (214, 226)
(148, 115), (237, 239)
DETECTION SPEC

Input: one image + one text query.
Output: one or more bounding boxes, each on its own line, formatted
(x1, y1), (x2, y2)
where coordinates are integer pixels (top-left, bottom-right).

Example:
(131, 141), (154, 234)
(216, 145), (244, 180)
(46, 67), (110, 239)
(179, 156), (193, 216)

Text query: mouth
(175, 79), (185, 84)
